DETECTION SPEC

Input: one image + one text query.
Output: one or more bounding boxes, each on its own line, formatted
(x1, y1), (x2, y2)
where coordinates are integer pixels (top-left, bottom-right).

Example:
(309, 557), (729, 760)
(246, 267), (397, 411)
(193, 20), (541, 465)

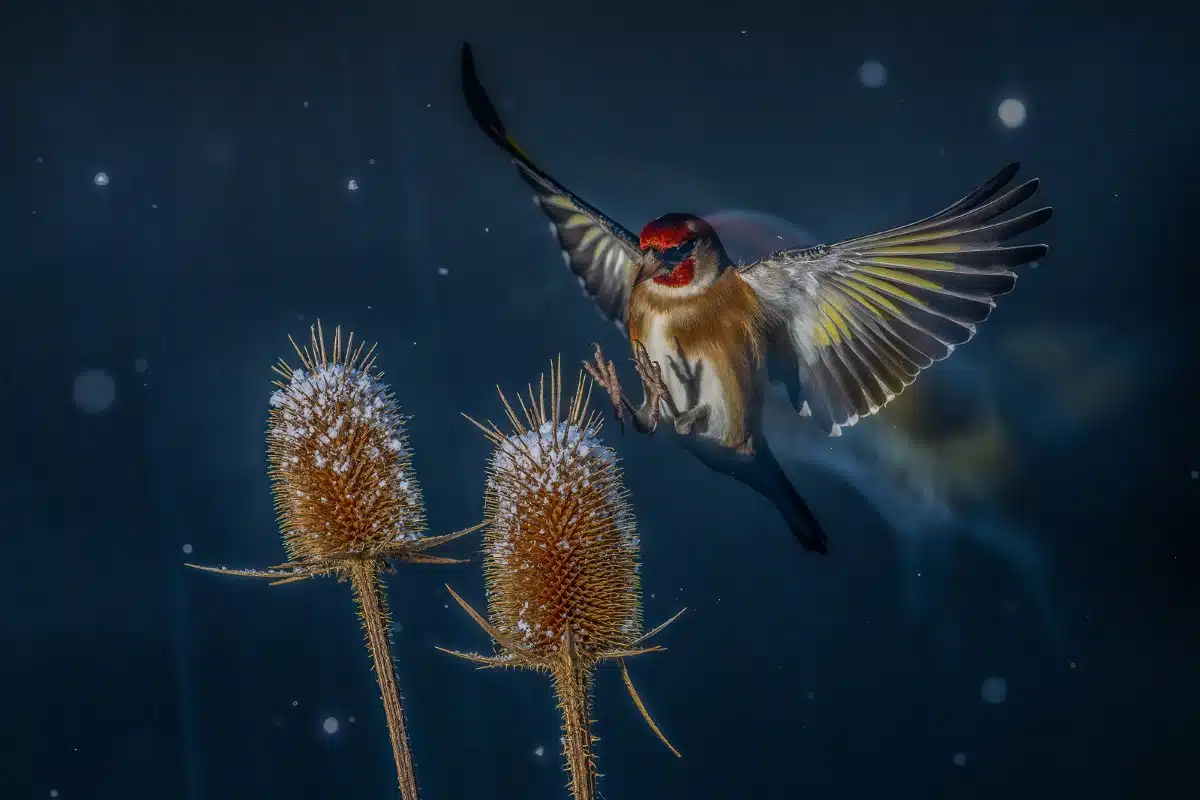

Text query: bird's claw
(673, 404), (708, 436)
(583, 343), (625, 432)
(631, 341), (669, 433)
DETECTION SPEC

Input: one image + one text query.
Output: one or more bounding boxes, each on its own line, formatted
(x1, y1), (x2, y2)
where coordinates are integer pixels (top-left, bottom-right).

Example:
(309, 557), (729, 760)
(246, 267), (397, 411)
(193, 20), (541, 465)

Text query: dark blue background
(3, 1), (1195, 798)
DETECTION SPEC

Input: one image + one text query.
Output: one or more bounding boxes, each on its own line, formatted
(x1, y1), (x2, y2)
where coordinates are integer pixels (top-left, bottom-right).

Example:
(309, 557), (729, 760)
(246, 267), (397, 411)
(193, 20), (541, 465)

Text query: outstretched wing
(739, 163), (1052, 435)
(461, 43), (641, 333)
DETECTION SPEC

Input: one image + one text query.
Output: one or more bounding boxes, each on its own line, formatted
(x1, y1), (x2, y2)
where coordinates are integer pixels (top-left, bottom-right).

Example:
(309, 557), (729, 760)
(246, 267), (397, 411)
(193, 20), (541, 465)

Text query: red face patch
(652, 257), (695, 287)
(639, 217), (693, 252)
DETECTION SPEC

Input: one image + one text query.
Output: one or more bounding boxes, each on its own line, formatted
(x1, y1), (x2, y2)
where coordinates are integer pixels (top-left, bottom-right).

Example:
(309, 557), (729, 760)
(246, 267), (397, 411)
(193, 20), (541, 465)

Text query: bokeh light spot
(73, 369), (116, 414)
(998, 98), (1027, 129)
(981, 676), (1008, 704)
(858, 60), (887, 88)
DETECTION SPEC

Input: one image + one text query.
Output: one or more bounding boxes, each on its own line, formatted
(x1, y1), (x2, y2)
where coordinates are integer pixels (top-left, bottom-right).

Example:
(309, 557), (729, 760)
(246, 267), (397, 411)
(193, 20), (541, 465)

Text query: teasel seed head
(486, 396), (640, 660)
(267, 321), (426, 563)
(459, 359), (642, 665)
(189, 321), (485, 800)
(440, 357), (685, 787)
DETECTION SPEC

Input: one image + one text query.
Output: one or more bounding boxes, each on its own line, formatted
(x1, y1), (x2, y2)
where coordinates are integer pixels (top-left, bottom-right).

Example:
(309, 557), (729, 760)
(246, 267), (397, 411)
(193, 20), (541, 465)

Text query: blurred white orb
(981, 676), (1008, 704)
(73, 369), (116, 413)
(997, 98), (1027, 129)
(437, 267), (449, 276)
(181, 543), (193, 555)
(858, 60), (887, 89)
(93, 172), (109, 186)
(533, 744), (545, 757)
(953, 752), (967, 766)
(323, 716), (339, 734)
(347, 179), (359, 192)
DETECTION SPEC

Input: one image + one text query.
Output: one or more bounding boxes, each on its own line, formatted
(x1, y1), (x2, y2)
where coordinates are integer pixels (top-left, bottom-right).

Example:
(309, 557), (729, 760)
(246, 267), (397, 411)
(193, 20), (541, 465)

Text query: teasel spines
(266, 322), (426, 562)
(441, 358), (684, 800)
(481, 365), (642, 661)
(188, 321), (484, 800)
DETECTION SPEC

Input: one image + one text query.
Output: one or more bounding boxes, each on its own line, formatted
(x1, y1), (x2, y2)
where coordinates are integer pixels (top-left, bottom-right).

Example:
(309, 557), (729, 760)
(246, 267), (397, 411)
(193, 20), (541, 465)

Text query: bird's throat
(652, 257), (695, 287)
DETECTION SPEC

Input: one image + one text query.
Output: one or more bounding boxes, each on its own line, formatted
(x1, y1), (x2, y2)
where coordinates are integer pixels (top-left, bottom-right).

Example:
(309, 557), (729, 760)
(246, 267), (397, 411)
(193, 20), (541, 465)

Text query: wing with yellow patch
(462, 43), (641, 332)
(741, 163), (1052, 435)
(526, 189), (640, 333)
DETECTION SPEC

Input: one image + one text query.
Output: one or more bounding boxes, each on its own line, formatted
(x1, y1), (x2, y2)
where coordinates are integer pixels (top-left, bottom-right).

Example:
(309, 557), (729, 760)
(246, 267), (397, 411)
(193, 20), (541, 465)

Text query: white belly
(640, 314), (735, 444)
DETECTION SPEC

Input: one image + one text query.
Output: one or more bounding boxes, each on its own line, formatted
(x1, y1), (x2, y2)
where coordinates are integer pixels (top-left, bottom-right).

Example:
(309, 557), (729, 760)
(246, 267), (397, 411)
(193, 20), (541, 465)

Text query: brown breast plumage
(628, 272), (769, 447)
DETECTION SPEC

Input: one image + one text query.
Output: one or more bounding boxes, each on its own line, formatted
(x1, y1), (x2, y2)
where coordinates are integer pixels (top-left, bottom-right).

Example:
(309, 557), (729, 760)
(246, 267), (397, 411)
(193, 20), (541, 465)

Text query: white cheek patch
(643, 277), (709, 300)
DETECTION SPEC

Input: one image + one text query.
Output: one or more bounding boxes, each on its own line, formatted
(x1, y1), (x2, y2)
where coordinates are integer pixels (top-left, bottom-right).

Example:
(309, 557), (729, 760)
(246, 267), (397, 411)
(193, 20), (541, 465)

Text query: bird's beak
(634, 258), (670, 285)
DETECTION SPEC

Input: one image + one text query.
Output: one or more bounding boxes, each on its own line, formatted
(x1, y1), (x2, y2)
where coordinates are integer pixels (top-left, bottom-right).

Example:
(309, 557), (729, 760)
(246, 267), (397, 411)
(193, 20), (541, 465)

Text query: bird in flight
(458, 43), (1052, 555)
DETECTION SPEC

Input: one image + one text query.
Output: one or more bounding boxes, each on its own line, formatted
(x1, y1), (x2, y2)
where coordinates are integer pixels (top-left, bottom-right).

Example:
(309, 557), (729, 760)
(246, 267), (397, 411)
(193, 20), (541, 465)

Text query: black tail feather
(751, 439), (829, 555)
(673, 429), (829, 555)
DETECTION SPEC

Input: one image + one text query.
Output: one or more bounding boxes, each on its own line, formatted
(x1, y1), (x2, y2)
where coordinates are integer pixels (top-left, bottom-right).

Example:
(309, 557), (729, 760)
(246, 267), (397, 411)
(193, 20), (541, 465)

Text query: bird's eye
(667, 239), (696, 262)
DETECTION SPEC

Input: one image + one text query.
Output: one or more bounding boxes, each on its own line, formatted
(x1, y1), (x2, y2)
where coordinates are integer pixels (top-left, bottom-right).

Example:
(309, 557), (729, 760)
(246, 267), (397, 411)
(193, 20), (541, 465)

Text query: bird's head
(635, 213), (731, 293)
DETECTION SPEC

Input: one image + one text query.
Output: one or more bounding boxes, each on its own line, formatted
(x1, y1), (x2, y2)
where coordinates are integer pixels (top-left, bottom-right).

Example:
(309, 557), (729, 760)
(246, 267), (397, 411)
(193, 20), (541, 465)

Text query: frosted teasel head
(267, 321), (427, 562)
(438, 356), (685, 763)
(481, 373), (642, 661)
(442, 357), (683, 670)
(188, 320), (487, 800)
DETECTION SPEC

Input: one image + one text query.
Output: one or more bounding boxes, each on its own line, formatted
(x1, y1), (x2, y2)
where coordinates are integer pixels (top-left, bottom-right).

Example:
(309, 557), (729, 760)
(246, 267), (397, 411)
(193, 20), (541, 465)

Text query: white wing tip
(799, 401), (812, 417)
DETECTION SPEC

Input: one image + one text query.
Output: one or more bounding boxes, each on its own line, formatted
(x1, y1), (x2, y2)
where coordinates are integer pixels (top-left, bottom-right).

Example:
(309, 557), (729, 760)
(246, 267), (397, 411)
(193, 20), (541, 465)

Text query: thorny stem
(349, 561), (420, 800)
(553, 639), (597, 800)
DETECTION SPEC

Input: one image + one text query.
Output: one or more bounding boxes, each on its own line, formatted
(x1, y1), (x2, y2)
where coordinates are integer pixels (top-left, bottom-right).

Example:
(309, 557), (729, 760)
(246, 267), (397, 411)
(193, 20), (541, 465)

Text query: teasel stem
(553, 634), (597, 800)
(349, 560), (419, 800)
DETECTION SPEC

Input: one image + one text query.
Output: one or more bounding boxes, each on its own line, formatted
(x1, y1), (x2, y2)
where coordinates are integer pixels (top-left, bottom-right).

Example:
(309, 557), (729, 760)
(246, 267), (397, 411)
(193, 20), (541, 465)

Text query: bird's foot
(583, 342), (626, 432)
(631, 340), (669, 433)
(666, 338), (704, 406)
(673, 403), (709, 436)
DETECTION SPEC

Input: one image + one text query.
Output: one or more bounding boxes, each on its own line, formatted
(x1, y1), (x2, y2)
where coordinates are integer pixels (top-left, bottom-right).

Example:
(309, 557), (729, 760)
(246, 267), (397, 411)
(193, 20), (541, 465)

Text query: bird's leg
(583, 342), (671, 435)
(583, 343), (628, 433)
(672, 404), (710, 436)
(629, 340), (671, 433)
(665, 339), (708, 436)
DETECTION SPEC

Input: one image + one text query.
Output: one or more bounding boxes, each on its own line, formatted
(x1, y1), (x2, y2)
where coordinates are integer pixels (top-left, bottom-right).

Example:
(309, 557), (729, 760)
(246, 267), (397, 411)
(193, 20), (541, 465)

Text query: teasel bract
(440, 358), (684, 800)
(189, 321), (482, 800)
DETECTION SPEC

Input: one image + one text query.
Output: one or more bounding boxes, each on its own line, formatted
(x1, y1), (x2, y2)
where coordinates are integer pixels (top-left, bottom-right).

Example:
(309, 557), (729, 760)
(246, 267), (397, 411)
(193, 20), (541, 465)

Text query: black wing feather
(461, 43), (640, 332)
